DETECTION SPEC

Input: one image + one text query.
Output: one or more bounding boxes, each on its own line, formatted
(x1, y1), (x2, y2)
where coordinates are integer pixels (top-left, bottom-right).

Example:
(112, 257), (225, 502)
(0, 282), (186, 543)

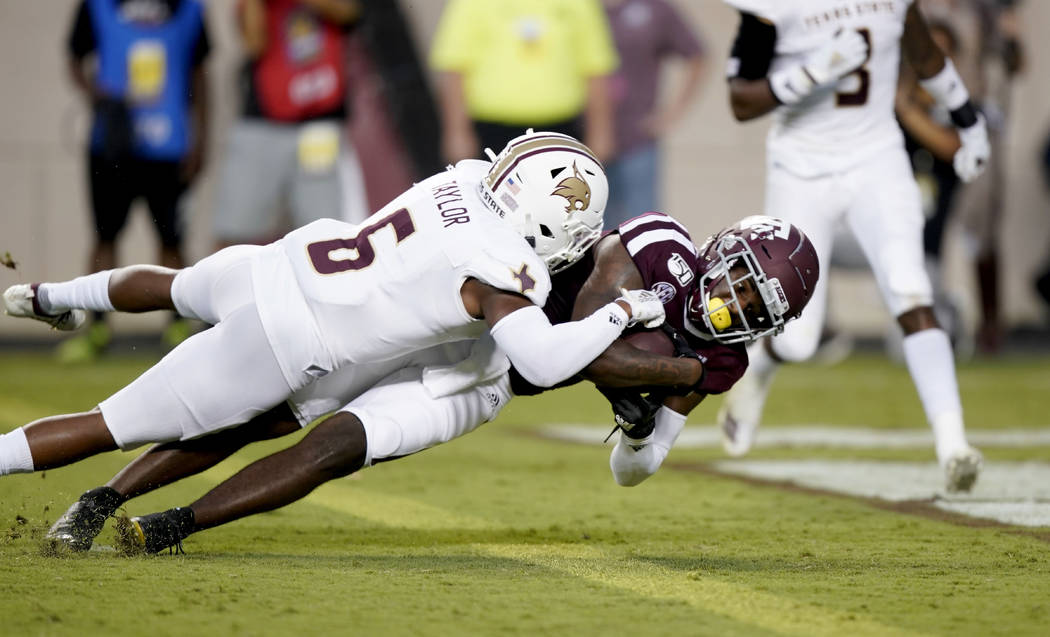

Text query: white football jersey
(726, 0), (913, 177)
(250, 160), (551, 390)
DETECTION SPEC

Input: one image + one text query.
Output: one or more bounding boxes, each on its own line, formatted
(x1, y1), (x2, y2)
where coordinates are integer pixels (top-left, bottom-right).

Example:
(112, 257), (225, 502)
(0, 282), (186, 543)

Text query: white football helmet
(478, 130), (608, 273)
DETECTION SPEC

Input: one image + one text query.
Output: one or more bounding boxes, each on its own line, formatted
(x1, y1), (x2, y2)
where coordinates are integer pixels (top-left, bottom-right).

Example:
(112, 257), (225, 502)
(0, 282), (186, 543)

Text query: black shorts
(88, 153), (186, 248)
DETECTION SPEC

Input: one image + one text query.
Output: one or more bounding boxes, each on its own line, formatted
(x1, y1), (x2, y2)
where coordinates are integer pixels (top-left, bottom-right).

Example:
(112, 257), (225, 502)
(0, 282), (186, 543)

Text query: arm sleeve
(609, 406), (686, 486)
(726, 12), (776, 80)
(489, 303), (628, 388)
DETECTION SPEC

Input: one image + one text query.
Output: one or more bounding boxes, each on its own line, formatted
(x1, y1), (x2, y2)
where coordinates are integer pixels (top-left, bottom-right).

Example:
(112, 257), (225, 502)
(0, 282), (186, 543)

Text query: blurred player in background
(1, 132), (671, 491)
(64, 0), (211, 361)
(718, 0), (989, 492)
(37, 214), (819, 554)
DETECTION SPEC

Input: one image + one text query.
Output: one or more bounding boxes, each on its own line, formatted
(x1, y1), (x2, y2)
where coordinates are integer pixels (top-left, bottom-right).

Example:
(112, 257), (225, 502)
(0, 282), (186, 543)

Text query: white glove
(617, 288), (665, 328)
(953, 113), (990, 183)
(806, 29), (869, 85)
(769, 29), (869, 104)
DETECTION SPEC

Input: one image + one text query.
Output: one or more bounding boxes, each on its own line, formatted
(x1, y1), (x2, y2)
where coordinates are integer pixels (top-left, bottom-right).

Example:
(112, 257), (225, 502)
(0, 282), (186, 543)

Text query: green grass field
(1, 350), (1048, 636)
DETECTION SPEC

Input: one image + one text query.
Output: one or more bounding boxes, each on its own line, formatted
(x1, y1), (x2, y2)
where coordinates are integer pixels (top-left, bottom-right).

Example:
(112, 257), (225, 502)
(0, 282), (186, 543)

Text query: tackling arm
(462, 279), (664, 388)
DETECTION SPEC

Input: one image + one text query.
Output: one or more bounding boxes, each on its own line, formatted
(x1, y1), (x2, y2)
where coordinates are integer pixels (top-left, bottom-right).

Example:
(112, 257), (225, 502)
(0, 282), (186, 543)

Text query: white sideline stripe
(710, 460), (1050, 527)
(543, 424), (1050, 449)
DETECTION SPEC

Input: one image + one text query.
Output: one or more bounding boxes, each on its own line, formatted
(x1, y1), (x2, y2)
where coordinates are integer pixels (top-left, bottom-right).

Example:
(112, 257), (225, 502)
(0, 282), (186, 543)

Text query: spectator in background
(65, 0), (210, 362)
(601, 0), (708, 229)
(919, 0), (1025, 354)
(212, 0), (368, 251)
(430, 0), (618, 164)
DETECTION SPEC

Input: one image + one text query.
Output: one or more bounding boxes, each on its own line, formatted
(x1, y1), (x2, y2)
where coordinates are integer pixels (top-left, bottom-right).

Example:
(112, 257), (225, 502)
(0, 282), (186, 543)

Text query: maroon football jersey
(509, 212), (748, 396)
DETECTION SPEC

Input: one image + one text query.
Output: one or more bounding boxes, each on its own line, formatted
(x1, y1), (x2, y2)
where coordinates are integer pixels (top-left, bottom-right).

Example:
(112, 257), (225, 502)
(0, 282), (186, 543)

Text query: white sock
(0, 428), (34, 475)
(37, 270), (115, 313)
(901, 328), (967, 463)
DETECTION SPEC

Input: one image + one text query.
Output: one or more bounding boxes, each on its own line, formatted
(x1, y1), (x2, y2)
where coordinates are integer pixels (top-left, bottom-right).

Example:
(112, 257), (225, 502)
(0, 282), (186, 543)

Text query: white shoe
(2, 284), (86, 331)
(718, 371), (769, 457)
(944, 446), (982, 493)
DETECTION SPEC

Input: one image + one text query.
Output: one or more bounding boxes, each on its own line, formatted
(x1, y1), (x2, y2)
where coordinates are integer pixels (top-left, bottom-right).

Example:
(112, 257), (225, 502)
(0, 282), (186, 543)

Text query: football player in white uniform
(719, 0), (988, 492)
(38, 215), (819, 554)
(0, 131), (668, 482)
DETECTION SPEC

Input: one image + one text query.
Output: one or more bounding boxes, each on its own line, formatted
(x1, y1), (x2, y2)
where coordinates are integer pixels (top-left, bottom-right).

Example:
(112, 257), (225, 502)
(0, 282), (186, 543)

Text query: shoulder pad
(467, 250), (551, 308)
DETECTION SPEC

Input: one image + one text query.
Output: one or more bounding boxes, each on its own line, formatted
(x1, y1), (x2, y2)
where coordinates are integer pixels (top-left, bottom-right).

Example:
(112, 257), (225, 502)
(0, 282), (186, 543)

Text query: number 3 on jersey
(836, 28), (872, 107)
(307, 208), (416, 274)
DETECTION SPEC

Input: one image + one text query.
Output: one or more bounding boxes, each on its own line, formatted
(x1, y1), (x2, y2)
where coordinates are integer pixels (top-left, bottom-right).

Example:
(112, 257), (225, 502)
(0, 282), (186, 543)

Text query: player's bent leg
(352, 367), (511, 466)
(106, 265), (179, 312)
(120, 412), (368, 554)
(9, 410), (119, 473)
(120, 367), (512, 553)
(113, 403), (303, 500)
(46, 404), (303, 552)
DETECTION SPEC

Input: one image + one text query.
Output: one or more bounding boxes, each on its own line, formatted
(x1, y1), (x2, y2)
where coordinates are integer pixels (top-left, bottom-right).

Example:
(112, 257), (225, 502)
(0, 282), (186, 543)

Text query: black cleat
(118, 507), (196, 555)
(45, 486), (124, 552)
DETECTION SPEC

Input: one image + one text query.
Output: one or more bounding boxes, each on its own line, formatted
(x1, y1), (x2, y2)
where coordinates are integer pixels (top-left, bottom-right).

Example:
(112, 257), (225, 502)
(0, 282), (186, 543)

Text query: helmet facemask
(685, 233), (789, 344)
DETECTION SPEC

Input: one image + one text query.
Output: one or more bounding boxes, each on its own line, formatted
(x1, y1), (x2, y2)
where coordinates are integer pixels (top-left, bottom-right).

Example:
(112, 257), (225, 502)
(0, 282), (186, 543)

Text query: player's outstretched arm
(461, 279), (663, 388)
(608, 392), (704, 486)
(902, 2), (989, 183)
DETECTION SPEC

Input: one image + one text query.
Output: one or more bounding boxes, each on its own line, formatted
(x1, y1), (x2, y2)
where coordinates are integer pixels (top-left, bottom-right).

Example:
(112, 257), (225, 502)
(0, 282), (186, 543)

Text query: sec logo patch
(650, 281), (676, 303)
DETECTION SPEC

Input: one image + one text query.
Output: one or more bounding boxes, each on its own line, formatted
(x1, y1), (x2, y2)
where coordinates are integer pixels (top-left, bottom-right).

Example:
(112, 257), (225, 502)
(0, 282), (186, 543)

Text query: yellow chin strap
(707, 298), (732, 331)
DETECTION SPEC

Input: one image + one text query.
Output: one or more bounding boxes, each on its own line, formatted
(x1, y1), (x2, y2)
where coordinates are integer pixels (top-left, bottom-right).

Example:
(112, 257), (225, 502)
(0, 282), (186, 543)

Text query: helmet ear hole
(538, 224), (555, 238)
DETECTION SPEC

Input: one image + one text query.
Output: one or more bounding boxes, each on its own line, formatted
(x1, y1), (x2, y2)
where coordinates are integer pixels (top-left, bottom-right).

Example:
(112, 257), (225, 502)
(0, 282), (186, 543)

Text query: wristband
(919, 59), (970, 111)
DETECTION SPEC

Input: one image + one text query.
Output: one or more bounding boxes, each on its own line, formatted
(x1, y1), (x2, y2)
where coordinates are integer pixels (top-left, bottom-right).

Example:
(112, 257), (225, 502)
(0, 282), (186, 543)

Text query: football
(622, 327), (675, 357)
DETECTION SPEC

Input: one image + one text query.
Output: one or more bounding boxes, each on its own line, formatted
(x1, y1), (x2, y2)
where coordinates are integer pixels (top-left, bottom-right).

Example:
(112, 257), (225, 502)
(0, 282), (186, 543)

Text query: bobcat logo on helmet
(551, 162), (591, 213)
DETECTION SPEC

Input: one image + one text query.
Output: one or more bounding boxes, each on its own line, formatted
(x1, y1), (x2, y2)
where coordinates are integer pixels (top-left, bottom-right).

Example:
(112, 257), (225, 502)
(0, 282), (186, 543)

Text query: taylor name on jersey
(251, 160), (551, 389)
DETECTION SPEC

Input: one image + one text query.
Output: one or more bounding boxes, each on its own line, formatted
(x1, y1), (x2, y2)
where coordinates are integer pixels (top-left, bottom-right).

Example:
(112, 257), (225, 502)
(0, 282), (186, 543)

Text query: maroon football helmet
(684, 216), (819, 344)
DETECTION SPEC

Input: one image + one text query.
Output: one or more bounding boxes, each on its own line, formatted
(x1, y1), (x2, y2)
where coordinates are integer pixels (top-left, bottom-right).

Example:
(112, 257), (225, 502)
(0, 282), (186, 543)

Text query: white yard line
(543, 425), (1050, 527)
(543, 424), (1050, 449)
(709, 459), (1050, 527)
